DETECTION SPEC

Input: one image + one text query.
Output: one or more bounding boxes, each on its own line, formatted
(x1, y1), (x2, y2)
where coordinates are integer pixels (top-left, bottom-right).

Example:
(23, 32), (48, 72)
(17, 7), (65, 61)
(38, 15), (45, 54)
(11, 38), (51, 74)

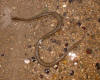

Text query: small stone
(65, 43), (68, 47)
(63, 12), (67, 16)
(77, 21), (81, 27)
(31, 56), (36, 62)
(62, 4), (67, 8)
(69, 0), (74, 3)
(98, 18), (100, 22)
(86, 48), (92, 54)
(56, 6), (59, 9)
(69, 70), (74, 76)
(82, 27), (86, 30)
(40, 74), (44, 78)
(95, 63), (100, 70)
(24, 59), (30, 64)
(1, 53), (4, 56)
(54, 64), (58, 69)
(68, 52), (77, 61)
(27, 45), (32, 48)
(64, 48), (67, 52)
(74, 62), (78, 65)
(44, 68), (50, 74)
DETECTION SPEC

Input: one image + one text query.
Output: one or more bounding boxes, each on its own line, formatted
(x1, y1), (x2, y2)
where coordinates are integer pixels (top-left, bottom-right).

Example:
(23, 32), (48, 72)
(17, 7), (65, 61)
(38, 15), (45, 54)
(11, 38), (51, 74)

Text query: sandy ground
(0, 0), (100, 80)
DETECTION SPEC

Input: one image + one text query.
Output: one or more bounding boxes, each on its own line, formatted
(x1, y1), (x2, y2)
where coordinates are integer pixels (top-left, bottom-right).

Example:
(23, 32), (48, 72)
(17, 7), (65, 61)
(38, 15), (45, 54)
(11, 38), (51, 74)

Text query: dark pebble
(27, 45), (32, 48)
(64, 48), (67, 52)
(65, 43), (68, 47)
(77, 21), (81, 27)
(86, 48), (93, 54)
(69, 0), (74, 3)
(31, 56), (36, 62)
(63, 12), (67, 16)
(40, 74), (44, 78)
(56, 6), (59, 9)
(95, 63), (100, 70)
(69, 70), (74, 76)
(98, 18), (100, 22)
(82, 27), (86, 30)
(44, 68), (50, 74)
(1, 53), (4, 56)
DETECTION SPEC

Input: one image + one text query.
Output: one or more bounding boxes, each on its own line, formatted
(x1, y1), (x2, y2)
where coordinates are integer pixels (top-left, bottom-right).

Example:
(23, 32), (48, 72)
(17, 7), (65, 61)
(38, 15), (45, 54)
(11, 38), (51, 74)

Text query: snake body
(12, 11), (84, 67)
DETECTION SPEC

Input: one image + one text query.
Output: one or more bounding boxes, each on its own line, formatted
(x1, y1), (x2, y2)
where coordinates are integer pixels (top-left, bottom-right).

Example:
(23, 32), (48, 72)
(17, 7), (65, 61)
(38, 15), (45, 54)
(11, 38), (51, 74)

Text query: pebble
(64, 48), (67, 52)
(24, 58), (30, 64)
(27, 45), (32, 48)
(69, 0), (74, 3)
(40, 74), (44, 78)
(98, 18), (100, 22)
(74, 62), (78, 65)
(69, 70), (74, 76)
(65, 43), (68, 47)
(31, 56), (36, 62)
(95, 63), (100, 70)
(54, 64), (58, 70)
(68, 52), (77, 61)
(62, 4), (67, 8)
(82, 27), (86, 30)
(63, 12), (67, 16)
(77, 21), (82, 27)
(1, 53), (4, 56)
(44, 68), (50, 74)
(56, 5), (59, 9)
(86, 48), (93, 54)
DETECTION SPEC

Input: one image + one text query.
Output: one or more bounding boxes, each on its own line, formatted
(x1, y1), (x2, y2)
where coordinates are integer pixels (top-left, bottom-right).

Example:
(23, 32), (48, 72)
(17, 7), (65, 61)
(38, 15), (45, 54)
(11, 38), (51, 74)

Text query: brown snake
(12, 11), (85, 67)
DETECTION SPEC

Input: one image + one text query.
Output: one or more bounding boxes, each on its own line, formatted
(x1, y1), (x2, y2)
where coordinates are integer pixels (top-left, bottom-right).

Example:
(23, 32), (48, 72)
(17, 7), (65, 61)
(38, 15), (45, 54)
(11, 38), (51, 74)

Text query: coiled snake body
(12, 11), (85, 67)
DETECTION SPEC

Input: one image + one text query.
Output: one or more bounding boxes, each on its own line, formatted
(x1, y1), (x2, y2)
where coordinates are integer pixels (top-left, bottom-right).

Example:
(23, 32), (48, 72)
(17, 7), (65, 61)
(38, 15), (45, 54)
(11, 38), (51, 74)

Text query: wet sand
(0, 0), (100, 80)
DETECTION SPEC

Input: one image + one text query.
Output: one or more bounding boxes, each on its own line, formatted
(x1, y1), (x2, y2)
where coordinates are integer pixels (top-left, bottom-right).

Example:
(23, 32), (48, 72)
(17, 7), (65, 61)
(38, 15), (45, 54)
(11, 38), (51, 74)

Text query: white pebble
(68, 52), (77, 61)
(24, 59), (30, 64)
(63, 4), (67, 8)
(74, 62), (78, 65)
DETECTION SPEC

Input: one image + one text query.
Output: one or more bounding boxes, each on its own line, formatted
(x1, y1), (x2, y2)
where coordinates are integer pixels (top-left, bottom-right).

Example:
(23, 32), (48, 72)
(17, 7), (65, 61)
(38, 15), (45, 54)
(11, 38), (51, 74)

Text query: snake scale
(12, 11), (85, 67)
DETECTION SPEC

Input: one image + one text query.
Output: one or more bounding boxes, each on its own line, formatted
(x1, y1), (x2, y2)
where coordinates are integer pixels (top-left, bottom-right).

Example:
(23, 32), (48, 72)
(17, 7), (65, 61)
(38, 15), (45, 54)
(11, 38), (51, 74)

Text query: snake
(11, 11), (85, 67)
